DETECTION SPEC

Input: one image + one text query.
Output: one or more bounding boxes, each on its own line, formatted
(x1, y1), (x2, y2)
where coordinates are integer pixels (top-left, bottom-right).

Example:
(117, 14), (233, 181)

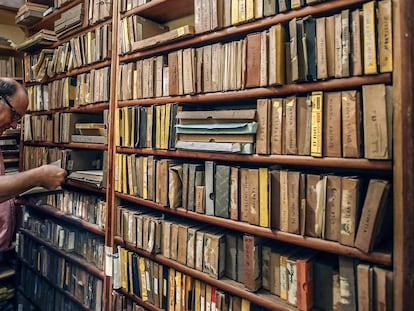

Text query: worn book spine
(310, 91), (323, 157)
(363, 1), (378, 75)
(340, 177), (360, 247)
(323, 92), (342, 157)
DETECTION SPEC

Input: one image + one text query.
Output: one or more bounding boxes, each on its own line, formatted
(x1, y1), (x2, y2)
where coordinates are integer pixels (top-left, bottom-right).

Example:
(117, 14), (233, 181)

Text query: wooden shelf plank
(23, 141), (108, 150)
(115, 238), (297, 311)
(27, 102), (109, 115)
(122, 0), (194, 23)
(24, 203), (105, 237)
(20, 229), (105, 280)
(117, 147), (392, 171)
(115, 192), (392, 266)
(121, 0), (375, 62)
(118, 288), (163, 311)
(118, 73), (392, 106)
(18, 259), (90, 311)
(64, 179), (106, 195)
(0, 266), (15, 280)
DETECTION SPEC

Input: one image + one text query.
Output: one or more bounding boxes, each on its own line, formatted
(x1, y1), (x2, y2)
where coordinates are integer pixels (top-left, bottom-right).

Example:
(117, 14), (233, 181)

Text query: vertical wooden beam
(104, 0), (119, 310)
(393, 0), (414, 309)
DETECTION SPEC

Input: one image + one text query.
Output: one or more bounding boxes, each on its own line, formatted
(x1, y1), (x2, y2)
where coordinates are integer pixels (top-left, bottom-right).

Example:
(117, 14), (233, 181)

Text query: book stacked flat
(15, 2), (49, 27)
(175, 109), (257, 154)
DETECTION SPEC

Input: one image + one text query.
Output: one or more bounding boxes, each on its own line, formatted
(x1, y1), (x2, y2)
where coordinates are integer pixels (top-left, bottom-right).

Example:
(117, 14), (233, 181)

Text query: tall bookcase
(16, 0), (414, 310)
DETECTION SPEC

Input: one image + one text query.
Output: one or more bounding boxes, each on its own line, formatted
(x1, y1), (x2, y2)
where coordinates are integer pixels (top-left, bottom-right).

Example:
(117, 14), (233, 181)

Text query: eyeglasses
(0, 95), (21, 122)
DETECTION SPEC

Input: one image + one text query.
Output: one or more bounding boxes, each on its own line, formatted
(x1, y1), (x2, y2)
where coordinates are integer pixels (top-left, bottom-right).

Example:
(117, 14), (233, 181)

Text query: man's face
(0, 86), (27, 134)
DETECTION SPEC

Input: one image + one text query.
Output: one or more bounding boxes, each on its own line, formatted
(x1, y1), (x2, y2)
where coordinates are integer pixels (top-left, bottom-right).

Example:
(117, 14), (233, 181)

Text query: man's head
(0, 78), (28, 134)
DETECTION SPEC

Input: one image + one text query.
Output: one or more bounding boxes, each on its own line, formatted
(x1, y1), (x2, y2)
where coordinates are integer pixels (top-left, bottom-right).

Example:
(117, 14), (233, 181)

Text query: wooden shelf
(122, 0), (194, 23)
(23, 141), (108, 150)
(115, 237), (298, 311)
(20, 229), (105, 280)
(18, 259), (90, 311)
(24, 59), (112, 87)
(0, 266), (15, 280)
(24, 203), (105, 237)
(64, 179), (107, 195)
(117, 288), (163, 311)
(118, 73), (392, 106)
(115, 192), (392, 266)
(121, 0), (373, 62)
(27, 102), (109, 114)
(117, 147), (392, 172)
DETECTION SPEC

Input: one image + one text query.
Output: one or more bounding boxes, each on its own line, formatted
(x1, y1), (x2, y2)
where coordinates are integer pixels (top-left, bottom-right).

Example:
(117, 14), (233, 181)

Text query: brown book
(373, 266), (393, 311)
(268, 24), (286, 85)
(203, 45), (213, 92)
(305, 174), (321, 237)
(256, 99), (271, 154)
(285, 96), (298, 155)
(297, 96), (312, 156)
(248, 168), (260, 226)
(296, 250), (318, 311)
(334, 13), (343, 78)
(362, 84), (390, 159)
(262, 245), (271, 290)
(326, 15), (336, 78)
(203, 231), (226, 279)
(316, 17), (328, 80)
(279, 170), (289, 232)
(245, 32), (262, 88)
(168, 51), (179, 96)
(270, 98), (284, 154)
(357, 263), (373, 311)
(170, 222), (179, 260)
(377, 0), (393, 73)
(355, 179), (390, 253)
(339, 257), (357, 311)
(230, 167), (239, 220)
(177, 224), (189, 264)
(325, 175), (342, 242)
(195, 185), (206, 214)
(351, 9), (363, 76)
(288, 171), (301, 234)
(324, 92), (342, 157)
(342, 90), (362, 158)
(239, 168), (250, 222)
(340, 177), (360, 247)
(243, 234), (262, 291)
(270, 169), (281, 230)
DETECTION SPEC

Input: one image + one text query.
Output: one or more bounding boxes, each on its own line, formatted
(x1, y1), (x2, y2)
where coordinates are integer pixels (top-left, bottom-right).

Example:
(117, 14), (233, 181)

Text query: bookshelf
(16, 0), (414, 310)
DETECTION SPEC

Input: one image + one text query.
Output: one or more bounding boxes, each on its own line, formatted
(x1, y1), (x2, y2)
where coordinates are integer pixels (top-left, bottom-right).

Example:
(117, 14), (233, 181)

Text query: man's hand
(36, 165), (67, 190)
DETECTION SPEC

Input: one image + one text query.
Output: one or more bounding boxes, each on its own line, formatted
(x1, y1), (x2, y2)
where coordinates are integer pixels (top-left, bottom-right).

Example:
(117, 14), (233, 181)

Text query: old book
(195, 230), (206, 272)
(280, 247), (298, 300)
(262, 245), (271, 290)
(378, 0), (393, 73)
(334, 13), (343, 78)
(270, 169), (281, 230)
(243, 235), (262, 291)
(326, 15), (336, 78)
(230, 166), (239, 220)
(362, 84), (390, 159)
(285, 97), (298, 155)
(263, 0), (276, 17)
(256, 99), (271, 154)
(195, 185), (206, 214)
(205, 161), (215, 216)
(342, 90), (362, 158)
(363, 1), (378, 75)
(297, 96), (312, 156)
(259, 167), (269, 228)
(203, 231), (226, 279)
(340, 177), (360, 247)
(288, 171), (301, 234)
(260, 31), (268, 87)
(304, 15), (317, 81)
(314, 255), (337, 310)
(373, 266), (393, 311)
(305, 174), (321, 237)
(323, 92), (342, 157)
(310, 91), (323, 157)
(279, 170), (289, 232)
(177, 224), (189, 264)
(341, 10), (350, 77)
(168, 51), (179, 96)
(296, 249), (318, 311)
(268, 24), (286, 85)
(215, 165), (231, 218)
(225, 234), (238, 280)
(240, 168), (250, 222)
(296, 18), (307, 81)
(270, 98), (284, 154)
(339, 257), (357, 311)
(355, 179), (391, 253)
(316, 17), (328, 80)
(248, 168), (260, 226)
(315, 176), (327, 239)
(357, 263), (373, 311)
(289, 18), (299, 82)
(245, 32), (262, 88)
(325, 175), (342, 242)
(351, 9), (363, 76)
(269, 247), (282, 296)
(170, 222), (179, 261)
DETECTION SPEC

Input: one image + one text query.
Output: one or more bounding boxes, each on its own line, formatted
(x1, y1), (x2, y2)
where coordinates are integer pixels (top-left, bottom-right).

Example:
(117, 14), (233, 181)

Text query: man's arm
(0, 165), (67, 203)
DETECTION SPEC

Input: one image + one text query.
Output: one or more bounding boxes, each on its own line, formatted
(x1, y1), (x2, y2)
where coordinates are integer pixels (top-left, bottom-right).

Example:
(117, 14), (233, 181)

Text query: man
(0, 77), (66, 203)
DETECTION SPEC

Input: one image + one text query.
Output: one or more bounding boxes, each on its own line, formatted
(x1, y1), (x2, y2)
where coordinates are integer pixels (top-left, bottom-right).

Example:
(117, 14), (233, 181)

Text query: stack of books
(15, 30), (57, 52)
(15, 2), (49, 27)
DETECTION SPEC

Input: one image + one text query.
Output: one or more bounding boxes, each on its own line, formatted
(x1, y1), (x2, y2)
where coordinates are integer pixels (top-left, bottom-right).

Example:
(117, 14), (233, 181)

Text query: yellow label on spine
(311, 91), (323, 157)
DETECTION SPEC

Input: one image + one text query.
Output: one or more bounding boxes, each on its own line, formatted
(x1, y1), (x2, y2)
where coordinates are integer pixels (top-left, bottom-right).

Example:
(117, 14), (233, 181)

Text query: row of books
(255, 86), (392, 159)
(18, 242), (103, 311)
(117, 1), (391, 99)
(119, 0), (156, 12)
(115, 156), (391, 253)
(0, 56), (21, 78)
(35, 190), (106, 230)
(54, 3), (85, 38)
(24, 111), (107, 144)
(26, 67), (110, 111)
(22, 210), (105, 270)
(22, 146), (104, 172)
(27, 25), (112, 82)
(112, 291), (148, 311)
(113, 246), (266, 311)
